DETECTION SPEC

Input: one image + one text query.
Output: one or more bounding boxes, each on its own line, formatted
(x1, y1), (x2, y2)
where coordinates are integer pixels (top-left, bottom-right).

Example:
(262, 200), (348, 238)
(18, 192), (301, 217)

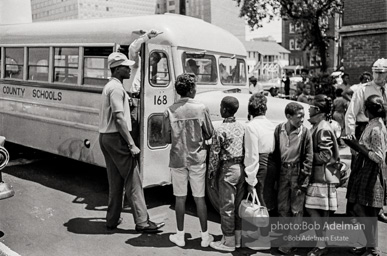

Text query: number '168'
(154, 95), (167, 105)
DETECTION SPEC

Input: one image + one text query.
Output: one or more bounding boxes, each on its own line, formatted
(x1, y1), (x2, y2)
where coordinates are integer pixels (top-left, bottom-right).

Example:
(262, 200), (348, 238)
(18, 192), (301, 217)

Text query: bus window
(28, 47), (49, 82)
(149, 51), (170, 87)
(83, 47), (113, 86)
(148, 114), (167, 148)
(54, 47), (79, 84)
(182, 53), (217, 84)
(5, 47), (24, 79)
(219, 57), (247, 85)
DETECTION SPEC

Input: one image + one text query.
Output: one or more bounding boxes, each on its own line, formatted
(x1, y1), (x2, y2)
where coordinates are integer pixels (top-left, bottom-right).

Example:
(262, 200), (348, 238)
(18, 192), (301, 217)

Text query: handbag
(238, 190), (269, 227)
(326, 160), (348, 187)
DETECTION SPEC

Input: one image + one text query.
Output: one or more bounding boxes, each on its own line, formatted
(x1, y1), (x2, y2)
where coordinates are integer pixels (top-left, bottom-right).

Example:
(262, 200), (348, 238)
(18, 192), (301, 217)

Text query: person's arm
(313, 129), (334, 165)
(208, 130), (221, 183)
(113, 111), (139, 153)
(109, 88), (139, 154)
(342, 87), (353, 102)
(244, 124), (259, 188)
(367, 127), (385, 164)
(128, 30), (159, 69)
(202, 107), (214, 140)
(345, 88), (363, 136)
(162, 110), (172, 144)
(298, 128), (313, 190)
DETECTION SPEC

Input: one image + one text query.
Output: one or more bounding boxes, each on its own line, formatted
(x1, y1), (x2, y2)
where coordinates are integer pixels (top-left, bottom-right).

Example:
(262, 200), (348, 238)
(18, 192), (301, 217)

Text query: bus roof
(0, 14), (247, 56)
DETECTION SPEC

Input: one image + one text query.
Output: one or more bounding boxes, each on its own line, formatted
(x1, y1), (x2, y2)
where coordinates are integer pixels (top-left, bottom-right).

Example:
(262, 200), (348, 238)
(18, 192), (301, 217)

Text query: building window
(289, 23), (295, 33)
(289, 39), (295, 50)
(106, 7), (109, 11)
(169, 1), (175, 5)
(295, 40), (301, 50)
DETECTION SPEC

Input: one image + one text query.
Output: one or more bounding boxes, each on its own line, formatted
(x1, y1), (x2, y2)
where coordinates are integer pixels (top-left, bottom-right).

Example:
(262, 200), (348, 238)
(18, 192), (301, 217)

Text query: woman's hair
(365, 94), (386, 118)
(175, 73), (196, 96)
(313, 94), (334, 121)
(248, 93), (267, 117)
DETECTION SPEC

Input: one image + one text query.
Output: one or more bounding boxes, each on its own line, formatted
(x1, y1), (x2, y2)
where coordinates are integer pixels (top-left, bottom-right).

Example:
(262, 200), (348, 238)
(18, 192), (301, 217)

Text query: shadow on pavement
(64, 217), (140, 235)
(3, 148), (176, 212)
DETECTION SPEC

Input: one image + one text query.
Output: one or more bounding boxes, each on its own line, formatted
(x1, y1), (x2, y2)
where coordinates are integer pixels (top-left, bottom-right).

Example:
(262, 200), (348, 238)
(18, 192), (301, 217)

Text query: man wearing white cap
(345, 58), (387, 225)
(98, 52), (164, 232)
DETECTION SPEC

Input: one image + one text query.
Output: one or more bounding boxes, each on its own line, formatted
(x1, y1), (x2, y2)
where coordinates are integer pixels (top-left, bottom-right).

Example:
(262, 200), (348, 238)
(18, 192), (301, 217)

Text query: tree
(233, 0), (343, 72)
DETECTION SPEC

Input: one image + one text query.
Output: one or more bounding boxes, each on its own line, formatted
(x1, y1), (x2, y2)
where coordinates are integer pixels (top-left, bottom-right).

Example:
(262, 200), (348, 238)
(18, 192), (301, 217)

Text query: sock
(176, 229), (184, 238)
(201, 230), (209, 238)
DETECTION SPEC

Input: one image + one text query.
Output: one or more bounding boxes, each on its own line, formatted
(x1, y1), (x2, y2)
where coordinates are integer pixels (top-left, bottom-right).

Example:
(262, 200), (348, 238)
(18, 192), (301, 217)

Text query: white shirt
(345, 81), (387, 135)
(127, 34), (151, 93)
(244, 116), (275, 187)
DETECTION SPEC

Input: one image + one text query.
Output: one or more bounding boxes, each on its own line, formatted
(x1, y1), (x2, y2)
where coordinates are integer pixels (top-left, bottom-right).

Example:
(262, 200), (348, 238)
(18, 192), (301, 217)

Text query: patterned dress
(346, 117), (387, 208)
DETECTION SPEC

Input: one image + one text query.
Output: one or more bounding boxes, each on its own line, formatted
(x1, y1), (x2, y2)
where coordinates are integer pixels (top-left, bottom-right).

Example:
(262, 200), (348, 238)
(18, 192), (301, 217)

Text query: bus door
(140, 43), (175, 187)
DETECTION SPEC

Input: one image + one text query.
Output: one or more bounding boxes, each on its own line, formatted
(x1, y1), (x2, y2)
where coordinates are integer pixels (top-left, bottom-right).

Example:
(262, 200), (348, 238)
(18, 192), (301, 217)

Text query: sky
(245, 17), (282, 43)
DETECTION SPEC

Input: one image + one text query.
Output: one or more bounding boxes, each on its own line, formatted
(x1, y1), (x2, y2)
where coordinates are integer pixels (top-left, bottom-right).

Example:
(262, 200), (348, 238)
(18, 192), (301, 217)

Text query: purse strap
(247, 190), (262, 206)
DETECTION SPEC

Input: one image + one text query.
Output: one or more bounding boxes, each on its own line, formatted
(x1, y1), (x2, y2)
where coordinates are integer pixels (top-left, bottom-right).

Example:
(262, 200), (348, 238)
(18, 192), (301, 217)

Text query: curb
(0, 242), (21, 256)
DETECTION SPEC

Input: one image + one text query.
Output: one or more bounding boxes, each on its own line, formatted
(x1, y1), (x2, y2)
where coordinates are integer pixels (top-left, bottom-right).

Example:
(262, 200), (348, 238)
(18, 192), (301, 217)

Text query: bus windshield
(219, 57), (247, 85)
(182, 52), (217, 84)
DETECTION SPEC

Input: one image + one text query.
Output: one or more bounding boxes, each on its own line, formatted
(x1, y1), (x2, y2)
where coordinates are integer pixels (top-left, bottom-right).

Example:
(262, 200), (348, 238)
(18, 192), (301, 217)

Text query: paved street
(0, 145), (386, 256)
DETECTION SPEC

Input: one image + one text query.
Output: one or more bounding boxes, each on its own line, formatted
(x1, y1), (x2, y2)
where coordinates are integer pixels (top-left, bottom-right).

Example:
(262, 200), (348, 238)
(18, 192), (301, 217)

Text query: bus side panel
(0, 82), (105, 166)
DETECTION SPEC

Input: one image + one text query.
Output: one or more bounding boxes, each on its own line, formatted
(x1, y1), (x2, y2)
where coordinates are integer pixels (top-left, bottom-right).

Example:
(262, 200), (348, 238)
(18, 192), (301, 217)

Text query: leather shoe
(348, 247), (367, 255)
(106, 217), (123, 230)
(135, 220), (165, 233)
(378, 212), (387, 223)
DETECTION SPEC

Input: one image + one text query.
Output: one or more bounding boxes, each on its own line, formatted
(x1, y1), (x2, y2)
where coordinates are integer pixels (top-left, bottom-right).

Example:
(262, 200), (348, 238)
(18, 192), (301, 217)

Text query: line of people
(97, 48), (387, 256)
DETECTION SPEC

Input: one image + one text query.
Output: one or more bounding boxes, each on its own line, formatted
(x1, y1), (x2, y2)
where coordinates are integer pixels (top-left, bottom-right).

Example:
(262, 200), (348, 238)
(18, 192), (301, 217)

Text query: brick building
(339, 0), (387, 84)
(282, 17), (338, 75)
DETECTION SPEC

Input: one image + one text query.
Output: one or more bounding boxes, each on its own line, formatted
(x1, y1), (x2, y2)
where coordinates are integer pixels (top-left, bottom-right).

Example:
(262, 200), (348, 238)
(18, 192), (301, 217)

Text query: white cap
(372, 58), (387, 73)
(108, 52), (135, 68)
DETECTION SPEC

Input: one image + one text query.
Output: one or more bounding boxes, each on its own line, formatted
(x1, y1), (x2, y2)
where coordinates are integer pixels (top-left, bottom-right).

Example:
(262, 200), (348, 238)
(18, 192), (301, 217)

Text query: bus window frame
(53, 46), (80, 85)
(147, 113), (169, 149)
(82, 46), (113, 86)
(4, 47), (24, 80)
(148, 49), (171, 88)
(27, 47), (50, 82)
(0, 44), (116, 93)
(181, 52), (218, 85)
(218, 56), (247, 86)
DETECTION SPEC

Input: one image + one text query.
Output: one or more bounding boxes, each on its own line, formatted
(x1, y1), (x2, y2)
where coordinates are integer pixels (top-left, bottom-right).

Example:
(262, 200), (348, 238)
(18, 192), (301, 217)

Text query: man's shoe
(348, 247), (367, 255)
(278, 246), (297, 255)
(169, 233), (185, 247)
(307, 247), (329, 256)
(106, 217), (123, 230)
(378, 212), (387, 223)
(135, 220), (164, 233)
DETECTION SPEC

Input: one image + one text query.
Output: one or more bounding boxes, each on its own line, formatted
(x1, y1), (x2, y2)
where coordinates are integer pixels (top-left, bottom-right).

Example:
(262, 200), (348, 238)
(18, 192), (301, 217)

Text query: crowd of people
(98, 36), (387, 256)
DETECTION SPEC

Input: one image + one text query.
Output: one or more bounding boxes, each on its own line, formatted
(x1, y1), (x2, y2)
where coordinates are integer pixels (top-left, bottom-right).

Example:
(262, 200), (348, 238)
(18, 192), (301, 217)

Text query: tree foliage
(234, 0), (344, 72)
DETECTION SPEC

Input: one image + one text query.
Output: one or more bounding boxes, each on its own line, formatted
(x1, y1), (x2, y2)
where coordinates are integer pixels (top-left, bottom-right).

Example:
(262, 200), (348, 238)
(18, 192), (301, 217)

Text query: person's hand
(147, 30), (159, 39)
(129, 145), (141, 156)
(247, 185), (255, 194)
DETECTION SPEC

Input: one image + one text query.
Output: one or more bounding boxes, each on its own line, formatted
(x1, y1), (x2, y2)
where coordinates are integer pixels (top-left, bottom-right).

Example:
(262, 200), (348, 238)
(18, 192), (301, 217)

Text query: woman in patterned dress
(344, 94), (387, 256)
